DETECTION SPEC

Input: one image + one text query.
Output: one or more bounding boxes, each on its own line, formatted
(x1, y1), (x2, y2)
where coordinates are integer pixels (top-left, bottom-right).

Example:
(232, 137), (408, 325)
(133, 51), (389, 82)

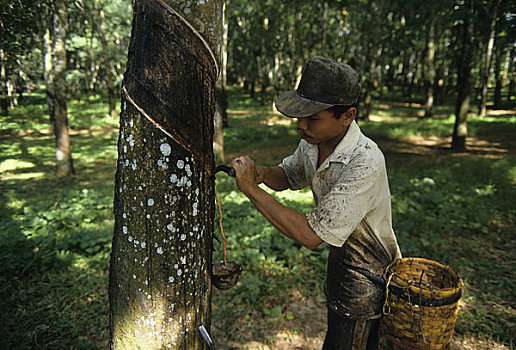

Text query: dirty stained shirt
(279, 121), (401, 259)
(279, 121), (401, 318)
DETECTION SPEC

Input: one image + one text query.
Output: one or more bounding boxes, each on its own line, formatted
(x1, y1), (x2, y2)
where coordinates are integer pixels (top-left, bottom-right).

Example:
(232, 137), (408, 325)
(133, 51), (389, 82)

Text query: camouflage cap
(275, 56), (361, 118)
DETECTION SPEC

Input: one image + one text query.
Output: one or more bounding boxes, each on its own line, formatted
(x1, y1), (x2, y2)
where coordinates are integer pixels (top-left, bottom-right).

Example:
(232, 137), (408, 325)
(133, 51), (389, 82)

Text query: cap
(275, 56), (361, 118)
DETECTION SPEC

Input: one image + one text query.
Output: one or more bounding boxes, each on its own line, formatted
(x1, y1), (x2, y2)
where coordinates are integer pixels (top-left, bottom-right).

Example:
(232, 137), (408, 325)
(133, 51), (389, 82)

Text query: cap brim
(275, 90), (334, 118)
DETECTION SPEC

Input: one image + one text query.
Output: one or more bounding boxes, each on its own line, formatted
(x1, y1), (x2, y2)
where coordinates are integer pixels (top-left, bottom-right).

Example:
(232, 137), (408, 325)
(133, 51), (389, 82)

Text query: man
(230, 56), (401, 349)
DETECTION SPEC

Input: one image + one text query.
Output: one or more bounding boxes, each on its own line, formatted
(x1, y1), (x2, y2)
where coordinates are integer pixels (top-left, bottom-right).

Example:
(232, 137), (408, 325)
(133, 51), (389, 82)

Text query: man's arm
(232, 156), (323, 250)
(255, 165), (290, 191)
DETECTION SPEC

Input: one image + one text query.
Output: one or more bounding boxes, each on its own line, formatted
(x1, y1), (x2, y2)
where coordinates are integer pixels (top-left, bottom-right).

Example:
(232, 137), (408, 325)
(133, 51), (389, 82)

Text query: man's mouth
(298, 130), (311, 139)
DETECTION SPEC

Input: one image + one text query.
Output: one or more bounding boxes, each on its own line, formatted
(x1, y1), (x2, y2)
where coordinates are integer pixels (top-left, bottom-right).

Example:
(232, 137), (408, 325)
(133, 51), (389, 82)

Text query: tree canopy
(2, 0), (514, 115)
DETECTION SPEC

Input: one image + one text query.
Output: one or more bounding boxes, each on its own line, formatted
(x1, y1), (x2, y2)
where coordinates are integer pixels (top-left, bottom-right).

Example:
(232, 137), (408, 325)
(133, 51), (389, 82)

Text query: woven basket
(380, 258), (463, 350)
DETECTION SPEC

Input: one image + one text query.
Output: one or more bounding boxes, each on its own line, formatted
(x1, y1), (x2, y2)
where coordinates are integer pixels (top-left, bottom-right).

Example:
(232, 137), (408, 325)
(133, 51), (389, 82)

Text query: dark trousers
(322, 307), (380, 350)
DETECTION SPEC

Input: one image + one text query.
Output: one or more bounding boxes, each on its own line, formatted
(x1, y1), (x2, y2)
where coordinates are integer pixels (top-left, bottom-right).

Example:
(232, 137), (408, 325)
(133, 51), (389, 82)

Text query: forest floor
(212, 106), (516, 350)
(1, 92), (514, 349)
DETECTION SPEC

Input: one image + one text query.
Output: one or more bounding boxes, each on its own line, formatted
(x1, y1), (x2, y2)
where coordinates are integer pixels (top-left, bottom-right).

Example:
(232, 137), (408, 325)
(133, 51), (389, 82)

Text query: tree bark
(213, 82), (225, 162)
(452, 1), (475, 151)
(109, 0), (222, 348)
(220, 0), (229, 128)
(493, 38), (503, 107)
(97, 0), (117, 117)
(424, 17), (436, 118)
(478, 0), (501, 116)
(213, 0), (227, 161)
(0, 18), (7, 116)
(0, 47), (8, 116)
(45, 0), (74, 176)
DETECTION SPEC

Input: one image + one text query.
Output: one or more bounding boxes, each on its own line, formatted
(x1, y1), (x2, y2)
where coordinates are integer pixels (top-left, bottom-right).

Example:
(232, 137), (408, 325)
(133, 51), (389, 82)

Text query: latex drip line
(154, 0), (220, 78)
(122, 85), (212, 176)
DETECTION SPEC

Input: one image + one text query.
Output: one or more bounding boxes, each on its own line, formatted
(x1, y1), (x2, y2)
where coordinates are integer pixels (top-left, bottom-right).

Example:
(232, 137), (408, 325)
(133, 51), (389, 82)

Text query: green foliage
(1, 88), (515, 347)
(213, 176), (323, 309)
(0, 90), (115, 349)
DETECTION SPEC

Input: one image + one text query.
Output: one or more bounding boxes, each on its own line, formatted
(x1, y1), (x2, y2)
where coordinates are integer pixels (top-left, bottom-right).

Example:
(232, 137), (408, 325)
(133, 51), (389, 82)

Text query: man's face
(296, 109), (355, 145)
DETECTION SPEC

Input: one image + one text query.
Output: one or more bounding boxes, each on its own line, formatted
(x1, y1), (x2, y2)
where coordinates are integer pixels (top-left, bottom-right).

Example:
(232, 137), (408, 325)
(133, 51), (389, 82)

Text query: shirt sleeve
(306, 154), (382, 247)
(279, 141), (310, 190)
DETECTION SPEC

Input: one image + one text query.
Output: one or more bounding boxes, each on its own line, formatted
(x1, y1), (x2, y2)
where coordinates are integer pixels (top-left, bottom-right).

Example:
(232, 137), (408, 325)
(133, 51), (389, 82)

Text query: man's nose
(297, 118), (307, 130)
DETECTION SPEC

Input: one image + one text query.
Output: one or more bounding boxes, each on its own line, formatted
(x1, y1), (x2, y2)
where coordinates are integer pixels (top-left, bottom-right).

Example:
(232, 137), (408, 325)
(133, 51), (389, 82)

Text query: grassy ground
(0, 88), (515, 349)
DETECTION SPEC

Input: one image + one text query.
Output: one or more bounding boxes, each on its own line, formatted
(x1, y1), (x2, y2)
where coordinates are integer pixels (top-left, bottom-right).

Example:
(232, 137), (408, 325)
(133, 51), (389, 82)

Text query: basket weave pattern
(380, 258), (463, 350)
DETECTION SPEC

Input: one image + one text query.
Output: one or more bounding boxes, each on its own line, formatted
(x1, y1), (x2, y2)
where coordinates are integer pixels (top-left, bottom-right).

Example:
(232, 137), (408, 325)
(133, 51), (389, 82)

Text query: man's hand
(229, 156), (322, 249)
(230, 156), (260, 195)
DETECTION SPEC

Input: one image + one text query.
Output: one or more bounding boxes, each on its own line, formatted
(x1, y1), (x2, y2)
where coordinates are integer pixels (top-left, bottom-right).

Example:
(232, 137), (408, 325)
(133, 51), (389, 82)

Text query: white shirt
(279, 121), (401, 260)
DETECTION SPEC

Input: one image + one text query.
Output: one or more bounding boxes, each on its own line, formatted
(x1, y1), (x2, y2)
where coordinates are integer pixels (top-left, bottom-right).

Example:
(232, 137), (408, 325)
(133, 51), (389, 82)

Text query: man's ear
(342, 107), (356, 125)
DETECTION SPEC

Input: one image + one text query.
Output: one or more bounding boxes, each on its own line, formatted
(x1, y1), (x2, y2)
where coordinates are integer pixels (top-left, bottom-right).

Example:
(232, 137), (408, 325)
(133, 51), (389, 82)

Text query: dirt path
(376, 133), (515, 160)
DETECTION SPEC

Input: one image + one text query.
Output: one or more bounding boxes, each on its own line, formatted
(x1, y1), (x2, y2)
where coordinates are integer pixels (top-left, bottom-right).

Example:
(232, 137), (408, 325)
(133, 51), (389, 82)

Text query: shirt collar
(329, 121), (360, 164)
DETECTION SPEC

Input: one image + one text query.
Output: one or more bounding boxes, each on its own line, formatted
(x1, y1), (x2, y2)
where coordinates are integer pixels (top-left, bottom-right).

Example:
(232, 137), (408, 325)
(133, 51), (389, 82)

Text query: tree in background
(451, 0), (477, 151)
(1, 23), (7, 116)
(478, 0), (503, 116)
(68, 0), (131, 112)
(213, 0), (229, 162)
(2, 0), (515, 158)
(43, 0), (74, 175)
(0, 0), (41, 115)
(109, 0), (222, 348)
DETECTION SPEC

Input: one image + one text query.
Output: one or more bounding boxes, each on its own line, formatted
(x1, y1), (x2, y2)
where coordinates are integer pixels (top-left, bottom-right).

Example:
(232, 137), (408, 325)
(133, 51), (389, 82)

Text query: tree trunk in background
(109, 0), (222, 348)
(45, 0), (74, 176)
(0, 18), (7, 116)
(0, 47), (8, 116)
(424, 17), (436, 118)
(493, 38), (503, 107)
(321, 2), (328, 55)
(508, 51), (515, 104)
(452, 1), (475, 151)
(97, 0), (117, 117)
(478, 0), (500, 116)
(221, 0), (229, 128)
(213, 92), (225, 163)
(214, 0), (227, 162)
(293, 5), (306, 88)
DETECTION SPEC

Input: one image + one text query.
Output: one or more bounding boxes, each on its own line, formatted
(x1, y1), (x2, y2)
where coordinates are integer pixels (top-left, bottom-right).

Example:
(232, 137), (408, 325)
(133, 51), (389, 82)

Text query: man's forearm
(257, 165), (290, 191)
(245, 186), (323, 249)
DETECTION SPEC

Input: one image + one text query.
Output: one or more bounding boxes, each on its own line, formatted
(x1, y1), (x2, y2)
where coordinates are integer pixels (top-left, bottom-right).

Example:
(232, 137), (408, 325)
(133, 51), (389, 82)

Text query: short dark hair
(327, 103), (359, 119)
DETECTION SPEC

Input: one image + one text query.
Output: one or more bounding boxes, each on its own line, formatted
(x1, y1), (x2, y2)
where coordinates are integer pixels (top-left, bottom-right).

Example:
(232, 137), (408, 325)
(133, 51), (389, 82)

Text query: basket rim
(386, 257), (463, 299)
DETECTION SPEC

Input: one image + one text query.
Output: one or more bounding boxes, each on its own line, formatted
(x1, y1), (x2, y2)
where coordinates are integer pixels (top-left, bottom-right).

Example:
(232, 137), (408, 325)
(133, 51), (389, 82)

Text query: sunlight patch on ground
(487, 109), (516, 117)
(0, 160), (46, 180)
(369, 113), (417, 122)
(259, 116), (294, 126)
(450, 334), (511, 350)
(1, 171), (46, 180)
(376, 135), (511, 159)
(227, 109), (254, 117)
(0, 159), (35, 172)
(1, 160), (49, 180)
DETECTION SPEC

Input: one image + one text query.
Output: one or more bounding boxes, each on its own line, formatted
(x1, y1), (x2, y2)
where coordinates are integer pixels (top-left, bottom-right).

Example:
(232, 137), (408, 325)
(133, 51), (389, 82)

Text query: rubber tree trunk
(493, 39), (503, 107)
(213, 0), (228, 161)
(0, 46), (8, 117)
(423, 16), (436, 118)
(45, 0), (74, 176)
(478, 0), (501, 116)
(109, 0), (222, 349)
(452, 1), (475, 151)
(97, 0), (117, 117)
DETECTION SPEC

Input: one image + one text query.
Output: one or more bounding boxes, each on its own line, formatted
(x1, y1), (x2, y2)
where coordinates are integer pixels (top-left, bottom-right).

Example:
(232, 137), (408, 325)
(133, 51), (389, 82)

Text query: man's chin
(299, 133), (315, 143)
(301, 136), (316, 144)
